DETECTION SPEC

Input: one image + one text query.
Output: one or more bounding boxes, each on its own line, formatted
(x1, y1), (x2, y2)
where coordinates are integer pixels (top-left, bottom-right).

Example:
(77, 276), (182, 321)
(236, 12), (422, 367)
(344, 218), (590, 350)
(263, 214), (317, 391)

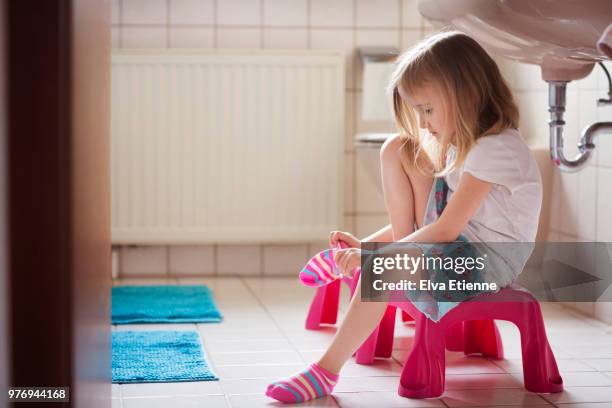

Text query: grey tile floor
(111, 277), (612, 408)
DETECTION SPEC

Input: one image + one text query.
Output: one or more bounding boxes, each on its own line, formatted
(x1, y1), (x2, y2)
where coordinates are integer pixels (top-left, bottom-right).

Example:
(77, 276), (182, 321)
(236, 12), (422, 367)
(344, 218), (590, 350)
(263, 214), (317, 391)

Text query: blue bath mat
(112, 285), (223, 324)
(112, 330), (218, 383)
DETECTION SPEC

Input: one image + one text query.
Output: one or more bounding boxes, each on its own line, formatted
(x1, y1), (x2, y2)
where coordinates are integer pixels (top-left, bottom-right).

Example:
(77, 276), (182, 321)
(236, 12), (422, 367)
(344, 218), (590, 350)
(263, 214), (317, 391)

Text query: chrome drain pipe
(548, 80), (612, 172)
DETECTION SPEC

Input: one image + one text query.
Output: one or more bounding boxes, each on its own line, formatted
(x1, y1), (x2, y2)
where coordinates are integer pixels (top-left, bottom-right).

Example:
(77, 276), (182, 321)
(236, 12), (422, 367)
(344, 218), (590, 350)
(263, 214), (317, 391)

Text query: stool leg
(401, 311), (413, 323)
(516, 303), (563, 393)
(445, 322), (465, 352)
(462, 320), (504, 359)
(398, 317), (447, 398)
(305, 279), (340, 330)
(374, 306), (397, 358)
(355, 307), (396, 364)
(355, 324), (379, 365)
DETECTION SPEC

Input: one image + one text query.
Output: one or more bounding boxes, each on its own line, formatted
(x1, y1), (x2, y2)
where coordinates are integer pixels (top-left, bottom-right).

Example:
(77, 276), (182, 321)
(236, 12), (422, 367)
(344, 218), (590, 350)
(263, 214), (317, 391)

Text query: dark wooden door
(6, 0), (111, 406)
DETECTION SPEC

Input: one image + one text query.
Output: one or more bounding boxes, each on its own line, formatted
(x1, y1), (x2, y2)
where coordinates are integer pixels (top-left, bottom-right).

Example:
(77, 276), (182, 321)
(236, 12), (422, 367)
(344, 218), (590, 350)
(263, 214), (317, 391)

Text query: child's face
(398, 84), (455, 144)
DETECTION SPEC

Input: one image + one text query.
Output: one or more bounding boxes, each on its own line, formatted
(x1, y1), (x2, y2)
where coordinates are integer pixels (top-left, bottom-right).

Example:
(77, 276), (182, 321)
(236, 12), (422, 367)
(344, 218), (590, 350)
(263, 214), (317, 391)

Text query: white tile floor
(111, 277), (612, 408)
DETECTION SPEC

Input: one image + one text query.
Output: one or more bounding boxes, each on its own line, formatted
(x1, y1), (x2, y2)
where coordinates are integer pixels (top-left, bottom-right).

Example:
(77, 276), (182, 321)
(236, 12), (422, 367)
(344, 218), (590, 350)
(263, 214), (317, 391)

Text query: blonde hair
(387, 30), (519, 175)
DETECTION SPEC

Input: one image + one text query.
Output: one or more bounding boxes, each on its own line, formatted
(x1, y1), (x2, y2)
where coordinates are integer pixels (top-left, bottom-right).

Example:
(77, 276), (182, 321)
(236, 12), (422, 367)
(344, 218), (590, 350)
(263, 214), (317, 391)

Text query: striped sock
(299, 249), (340, 287)
(265, 363), (339, 403)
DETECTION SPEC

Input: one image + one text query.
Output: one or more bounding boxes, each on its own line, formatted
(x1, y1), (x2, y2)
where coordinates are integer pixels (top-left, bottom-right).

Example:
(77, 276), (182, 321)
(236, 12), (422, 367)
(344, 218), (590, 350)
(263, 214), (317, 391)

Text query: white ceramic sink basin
(418, 0), (612, 80)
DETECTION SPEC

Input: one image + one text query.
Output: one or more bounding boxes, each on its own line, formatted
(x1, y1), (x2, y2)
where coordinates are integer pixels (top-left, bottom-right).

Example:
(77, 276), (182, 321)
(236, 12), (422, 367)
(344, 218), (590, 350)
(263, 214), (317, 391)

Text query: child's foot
(265, 363), (339, 403)
(299, 250), (340, 287)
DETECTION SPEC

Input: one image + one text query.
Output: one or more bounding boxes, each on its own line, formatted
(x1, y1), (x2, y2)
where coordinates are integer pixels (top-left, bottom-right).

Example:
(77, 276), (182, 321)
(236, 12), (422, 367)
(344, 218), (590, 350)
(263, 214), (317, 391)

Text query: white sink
(418, 0), (612, 80)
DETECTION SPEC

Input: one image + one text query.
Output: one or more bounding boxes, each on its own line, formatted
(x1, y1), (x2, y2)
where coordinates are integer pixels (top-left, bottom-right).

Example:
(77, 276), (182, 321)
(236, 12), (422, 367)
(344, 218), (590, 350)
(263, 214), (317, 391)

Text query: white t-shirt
(445, 128), (543, 243)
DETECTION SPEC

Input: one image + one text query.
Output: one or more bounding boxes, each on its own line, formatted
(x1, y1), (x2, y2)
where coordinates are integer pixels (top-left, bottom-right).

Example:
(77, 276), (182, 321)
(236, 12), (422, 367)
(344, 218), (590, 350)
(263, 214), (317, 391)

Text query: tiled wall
(111, 0), (431, 277)
(111, 0), (612, 326)
(499, 60), (612, 324)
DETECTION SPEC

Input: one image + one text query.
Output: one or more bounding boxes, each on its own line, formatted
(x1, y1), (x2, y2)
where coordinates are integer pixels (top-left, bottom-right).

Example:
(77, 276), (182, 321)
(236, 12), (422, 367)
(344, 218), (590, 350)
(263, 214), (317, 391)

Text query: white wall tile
(262, 244), (308, 275)
(401, 29), (420, 50)
(594, 301), (612, 326)
(344, 152), (355, 213)
(217, 28), (261, 48)
(559, 170), (579, 236)
(497, 59), (516, 85)
(310, 0), (353, 28)
(112, 0), (120, 25)
(355, 214), (389, 238)
(512, 61), (546, 92)
(169, 245), (215, 275)
(401, 0), (421, 28)
(596, 102), (612, 167)
(308, 241), (330, 255)
(345, 91), (356, 150)
(121, 246), (167, 276)
(122, 27), (167, 48)
(112, 249), (119, 278)
(597, 61), (612, 90)
(217, 245), (261, 275)
(355, 147), (386, 213)
(263, 0), (307, 27)
(575, 165), (598, 240)
(355, 90), (396, 134)
(562, 89), (581, 159)
(596, 167), (612, 241)
(579, 90), (601, 166)
(548, 170), (563, 232)
(169, 0), (214, 25)
(576, 61), (601, 90)
(355, 0), (399, 28)
(217, 0), (261, 26)
(421, 18), (433, 31)
(515, 90), (548, 146)
(355, 29), (400, 91)
(355, 29), (400, 49)
(122, 0), (167, 25)
(263, 28), (307, 49)
(111, 27), (120, 48)
(169, 27), (214, 48)
(343, 215), (356, 232)
(309, 29), (355, 88)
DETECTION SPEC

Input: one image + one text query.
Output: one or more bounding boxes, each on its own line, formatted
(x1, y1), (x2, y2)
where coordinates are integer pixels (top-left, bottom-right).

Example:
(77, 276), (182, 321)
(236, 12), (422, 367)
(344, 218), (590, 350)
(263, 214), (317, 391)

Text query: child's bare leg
(266, 135), (433, 403)
(316, 275), (388, 373)
(317, 137), (434, 374)
(380, 135), (433, 238)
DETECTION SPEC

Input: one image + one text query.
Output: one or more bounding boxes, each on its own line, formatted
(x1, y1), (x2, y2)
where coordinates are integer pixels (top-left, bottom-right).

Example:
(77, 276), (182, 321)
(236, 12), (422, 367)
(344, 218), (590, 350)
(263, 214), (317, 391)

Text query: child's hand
(329, 231), (360, 249)
(333, 248), (361, 278)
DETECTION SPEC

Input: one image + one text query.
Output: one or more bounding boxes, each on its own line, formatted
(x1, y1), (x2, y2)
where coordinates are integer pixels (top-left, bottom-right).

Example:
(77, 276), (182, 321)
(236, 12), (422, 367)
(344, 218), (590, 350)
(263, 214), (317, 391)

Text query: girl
(266, 30), (542, 403)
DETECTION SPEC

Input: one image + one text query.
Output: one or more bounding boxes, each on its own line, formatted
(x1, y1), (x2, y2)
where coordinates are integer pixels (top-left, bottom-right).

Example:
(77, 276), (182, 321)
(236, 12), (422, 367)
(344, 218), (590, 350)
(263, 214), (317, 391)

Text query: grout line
(239, 277), (308, 364)
(166, 245), (170, 277)
(166, 0), (170, 48)
(212, 0), (218, 48)
(536, 393), (559, 407)
(439, 396), (452, 408)
(351, 0), (357, 90)
(397, 0), (402, 48)
(306, 0), (311, 49)
(213, 244), (218, 276)
(260, 0), (264, 48)
(118, 0), (124, 48)
(259, 245), (264, 276)
(116, 23), (422, 30)
(594, 162), (600, 241)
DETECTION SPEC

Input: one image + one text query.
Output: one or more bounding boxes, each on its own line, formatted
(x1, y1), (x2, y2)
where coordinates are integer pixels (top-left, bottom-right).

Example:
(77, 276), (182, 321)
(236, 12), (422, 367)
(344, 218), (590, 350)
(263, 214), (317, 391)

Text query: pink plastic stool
(305, 277), (414, 330)
(305, 239), (412, 332)
(305, 275), (357, 329)
(350, 267), (503, 365)
(388, 287), (563, 398)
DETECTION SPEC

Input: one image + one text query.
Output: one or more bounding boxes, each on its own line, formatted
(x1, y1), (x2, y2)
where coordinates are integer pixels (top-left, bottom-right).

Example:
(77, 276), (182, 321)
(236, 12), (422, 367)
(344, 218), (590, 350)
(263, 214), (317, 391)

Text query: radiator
(111, 50), (345, 244)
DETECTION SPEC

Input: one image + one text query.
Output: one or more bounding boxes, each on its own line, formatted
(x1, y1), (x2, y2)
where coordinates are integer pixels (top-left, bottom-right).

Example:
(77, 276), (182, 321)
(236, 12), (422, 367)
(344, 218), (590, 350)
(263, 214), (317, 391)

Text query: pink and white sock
(265, 363), (339, 403)
(299, 249), (340, 287)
